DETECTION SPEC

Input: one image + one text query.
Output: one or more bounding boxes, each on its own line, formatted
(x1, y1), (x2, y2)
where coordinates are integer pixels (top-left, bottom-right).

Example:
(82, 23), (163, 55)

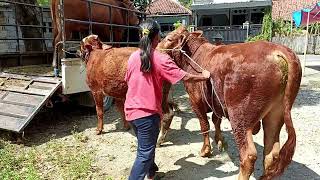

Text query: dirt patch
(3, 65), (54, 77)
(1, 79), (30, 88)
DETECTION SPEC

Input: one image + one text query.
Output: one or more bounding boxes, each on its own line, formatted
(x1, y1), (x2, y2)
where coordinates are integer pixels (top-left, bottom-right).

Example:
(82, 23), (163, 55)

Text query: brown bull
(51, 0), (139, 67)
(157, 27), (302, 180)
(79, 35), (174, 136)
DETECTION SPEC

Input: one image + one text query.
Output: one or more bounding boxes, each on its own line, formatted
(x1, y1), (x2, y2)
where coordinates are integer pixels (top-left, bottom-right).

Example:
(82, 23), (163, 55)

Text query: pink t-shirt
(124, 50), (187, 121)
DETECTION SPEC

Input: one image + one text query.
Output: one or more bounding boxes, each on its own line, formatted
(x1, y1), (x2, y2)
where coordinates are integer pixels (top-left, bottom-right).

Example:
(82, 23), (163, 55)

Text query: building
(272, 0), (319, 21)
(146, 0), (192, 35)
(190, 0), (272, 43)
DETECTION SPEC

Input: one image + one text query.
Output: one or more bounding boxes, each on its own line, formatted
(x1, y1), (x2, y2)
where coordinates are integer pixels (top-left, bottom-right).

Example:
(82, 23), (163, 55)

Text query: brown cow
(157, 26), (302, 180)
(79, 35), (175, 137)
(51, 0), (139, 68)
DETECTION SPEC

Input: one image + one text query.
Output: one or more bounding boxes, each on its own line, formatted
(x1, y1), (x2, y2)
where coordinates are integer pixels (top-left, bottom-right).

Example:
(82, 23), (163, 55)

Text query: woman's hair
(139, 19), (160, 73)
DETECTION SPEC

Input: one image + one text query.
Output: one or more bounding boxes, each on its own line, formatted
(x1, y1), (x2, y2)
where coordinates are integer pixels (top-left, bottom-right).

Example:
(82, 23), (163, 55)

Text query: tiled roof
(272, 0), (319, 20)
(146, 0), (192, 15)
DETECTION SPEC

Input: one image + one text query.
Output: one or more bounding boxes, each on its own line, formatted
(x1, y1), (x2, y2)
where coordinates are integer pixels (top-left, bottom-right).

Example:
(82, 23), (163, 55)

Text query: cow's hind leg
(232, 126), (257, 180)
(212, 115), (226, 152)
(114, 99), (130, 131)
(261, 104), (284, 180)
(92, 92), (104, 135)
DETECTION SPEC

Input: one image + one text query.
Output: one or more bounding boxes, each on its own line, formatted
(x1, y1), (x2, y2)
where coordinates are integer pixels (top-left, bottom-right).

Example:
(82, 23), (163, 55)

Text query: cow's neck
(175, 36), (209, 71)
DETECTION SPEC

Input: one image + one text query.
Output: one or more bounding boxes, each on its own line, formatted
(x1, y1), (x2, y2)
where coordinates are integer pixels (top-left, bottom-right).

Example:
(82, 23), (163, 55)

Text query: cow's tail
(266, 46), (302, 179)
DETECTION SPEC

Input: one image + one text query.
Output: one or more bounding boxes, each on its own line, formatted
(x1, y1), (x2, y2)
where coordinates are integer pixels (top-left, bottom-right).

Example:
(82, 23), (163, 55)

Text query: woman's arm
(183, 70), (211, 82)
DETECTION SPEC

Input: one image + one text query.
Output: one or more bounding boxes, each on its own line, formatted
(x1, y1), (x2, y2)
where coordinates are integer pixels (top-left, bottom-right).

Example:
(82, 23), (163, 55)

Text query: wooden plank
(0, 91), (7, 99)
(17, 81), (62, 132)
(31, 82), (58, 88)
(23, 80), (34, 90)
(0, 73), (61, 84)
(27, 87), (51, 95)
(0, 115), (25, 132)
(1, 100), (36, 108)
(28, 85), (52, 90)
(0, 102), (34, 117)
(0, 111), (27, 119)
(3, 92), (43, 106)
(0, 72), (62, 132)
(0, 74), (32, 81)
(0, 87), (47, 96)
(33, 78), (60, 84)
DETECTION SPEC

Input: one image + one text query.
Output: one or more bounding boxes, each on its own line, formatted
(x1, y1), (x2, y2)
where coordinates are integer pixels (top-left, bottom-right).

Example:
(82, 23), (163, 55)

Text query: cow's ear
(91, 35), (103, 49)
(179, 34), (187, 45)
(190, 30), (203, 38)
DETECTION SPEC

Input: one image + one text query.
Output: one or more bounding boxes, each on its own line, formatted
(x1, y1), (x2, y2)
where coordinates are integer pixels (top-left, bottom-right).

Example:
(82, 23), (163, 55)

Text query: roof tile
(146, 0), (191, 15)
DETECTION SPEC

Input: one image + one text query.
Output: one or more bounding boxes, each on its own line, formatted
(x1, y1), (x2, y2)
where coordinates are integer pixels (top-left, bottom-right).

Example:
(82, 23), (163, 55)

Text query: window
(251, 13), (264, 24)
(232, 14), (246, 25)
(160, 24), (174, 33)
(212, 14), (229, 26)
(202, 17), (212, 26)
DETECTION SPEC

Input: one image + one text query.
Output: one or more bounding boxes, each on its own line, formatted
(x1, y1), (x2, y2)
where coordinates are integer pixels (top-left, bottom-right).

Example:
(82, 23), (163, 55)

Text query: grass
(0, 131), (96, 180)
(0, 140), (40, 180)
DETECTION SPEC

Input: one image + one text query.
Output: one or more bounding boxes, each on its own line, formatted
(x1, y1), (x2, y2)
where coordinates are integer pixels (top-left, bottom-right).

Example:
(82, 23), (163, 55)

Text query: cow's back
(86, 47), (138, 99)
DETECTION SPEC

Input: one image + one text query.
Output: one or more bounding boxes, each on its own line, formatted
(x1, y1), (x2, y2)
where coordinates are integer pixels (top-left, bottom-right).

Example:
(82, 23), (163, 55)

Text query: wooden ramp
(0, 73), (61, 132)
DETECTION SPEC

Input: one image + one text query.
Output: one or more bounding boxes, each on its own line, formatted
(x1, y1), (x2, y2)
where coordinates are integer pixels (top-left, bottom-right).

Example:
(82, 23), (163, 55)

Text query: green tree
(133, 0), (151, 12)
(37, 0), (49, 6)
(178, 0), (192, 8)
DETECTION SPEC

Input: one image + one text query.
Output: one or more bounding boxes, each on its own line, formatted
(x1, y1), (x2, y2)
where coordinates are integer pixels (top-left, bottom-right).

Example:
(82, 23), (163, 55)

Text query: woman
(125, 20), (210, 180)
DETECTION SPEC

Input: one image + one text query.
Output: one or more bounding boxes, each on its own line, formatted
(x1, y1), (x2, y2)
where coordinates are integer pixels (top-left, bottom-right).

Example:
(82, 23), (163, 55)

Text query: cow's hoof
(156, 136), (165, 147)
(217, 140), (228, 152)
(123, 125), (131, 131)
(96, 129), (103, 135)
(200, 145), (212, 157)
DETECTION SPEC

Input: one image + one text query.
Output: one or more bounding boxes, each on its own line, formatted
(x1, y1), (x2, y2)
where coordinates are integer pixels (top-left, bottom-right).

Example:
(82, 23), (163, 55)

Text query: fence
(272, 35), (320, 55)
(197, 24), (262, 44)
(0, 0), (145, 67)
(0, 0), (53, 66)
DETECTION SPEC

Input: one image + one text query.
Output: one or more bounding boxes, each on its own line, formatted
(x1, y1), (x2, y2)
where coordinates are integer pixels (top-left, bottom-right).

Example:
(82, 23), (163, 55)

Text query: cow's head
(158, 26), (204, 51)
(157, 26), (204, 67)
(79, 35), (103, 63)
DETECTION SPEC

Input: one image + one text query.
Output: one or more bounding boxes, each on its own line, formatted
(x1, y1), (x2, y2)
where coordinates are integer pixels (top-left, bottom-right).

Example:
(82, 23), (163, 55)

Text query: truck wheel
(103, 96), (113, 112)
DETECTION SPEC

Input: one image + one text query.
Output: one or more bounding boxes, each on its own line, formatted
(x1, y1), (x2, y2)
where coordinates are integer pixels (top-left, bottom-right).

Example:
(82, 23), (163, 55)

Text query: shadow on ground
(162, 127), (320, 180)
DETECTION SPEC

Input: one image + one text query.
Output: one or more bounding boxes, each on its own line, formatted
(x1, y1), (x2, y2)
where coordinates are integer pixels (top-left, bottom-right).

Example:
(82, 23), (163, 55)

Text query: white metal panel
(61, 58), (90, 95)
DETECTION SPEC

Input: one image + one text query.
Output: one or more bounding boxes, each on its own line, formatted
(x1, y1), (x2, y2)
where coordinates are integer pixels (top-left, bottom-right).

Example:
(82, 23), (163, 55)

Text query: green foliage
(308, 22), (320, 35)
(133, 0), (152, 11)
(0, 135), (95, 180)
(37, 0), (49, 6)
(0, 140), (40, 180)
(178, 0), (192, 8)
(44, 138), (95, 179)
(272, 19), (304, 37)
(247, 7), (272, 42)
(173, 21), (183, 30)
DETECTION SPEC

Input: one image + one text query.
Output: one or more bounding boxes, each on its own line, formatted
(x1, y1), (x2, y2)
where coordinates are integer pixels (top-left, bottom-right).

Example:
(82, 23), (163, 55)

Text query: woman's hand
(183, 70), (211, 82)
(202, 70), (211, 79)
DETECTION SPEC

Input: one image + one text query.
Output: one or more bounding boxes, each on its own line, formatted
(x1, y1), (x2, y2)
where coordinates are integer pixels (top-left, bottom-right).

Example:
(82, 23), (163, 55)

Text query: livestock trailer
(0, 0), (144, 133)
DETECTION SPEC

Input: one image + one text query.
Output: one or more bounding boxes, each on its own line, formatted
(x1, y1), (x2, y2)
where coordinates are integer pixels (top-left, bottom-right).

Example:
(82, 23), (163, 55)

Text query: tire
(103, 96), (114, 112)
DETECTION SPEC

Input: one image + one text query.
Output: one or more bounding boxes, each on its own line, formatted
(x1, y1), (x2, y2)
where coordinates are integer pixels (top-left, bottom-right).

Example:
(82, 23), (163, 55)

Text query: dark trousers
(129, 114), (160, 180)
